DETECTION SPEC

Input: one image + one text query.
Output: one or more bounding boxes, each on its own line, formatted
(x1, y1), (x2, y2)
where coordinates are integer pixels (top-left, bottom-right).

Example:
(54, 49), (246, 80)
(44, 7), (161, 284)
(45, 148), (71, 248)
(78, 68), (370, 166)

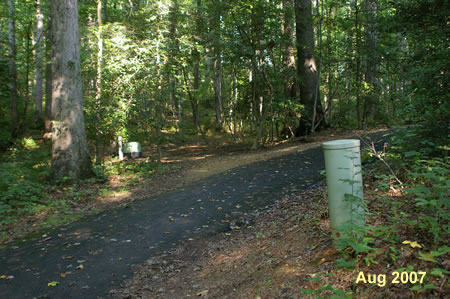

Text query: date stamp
(356, 271), (427, 287)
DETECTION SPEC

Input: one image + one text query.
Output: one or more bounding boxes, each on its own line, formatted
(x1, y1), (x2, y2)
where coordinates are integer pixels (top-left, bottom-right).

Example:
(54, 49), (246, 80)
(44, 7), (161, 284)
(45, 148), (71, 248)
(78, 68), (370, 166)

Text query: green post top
(322, 139), (360, 150)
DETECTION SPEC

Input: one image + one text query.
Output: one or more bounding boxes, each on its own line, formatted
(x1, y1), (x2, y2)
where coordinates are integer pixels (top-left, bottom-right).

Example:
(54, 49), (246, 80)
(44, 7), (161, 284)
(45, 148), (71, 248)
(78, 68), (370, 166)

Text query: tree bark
(353, 0), (362, 129)
(34, 0), (45, 124)
(363, 0), (378, 124)
(7, 0), (19, 138)
(169, 0), (183, 141)
(212, 0), (223, 126)
(214, 50), (223, 126)
(282, 0), (296, 99)
(95, 0), (103, 164)
(50, 0), (92, 182)
(45, 17), (53, 133)
(295, 0), (323, 135)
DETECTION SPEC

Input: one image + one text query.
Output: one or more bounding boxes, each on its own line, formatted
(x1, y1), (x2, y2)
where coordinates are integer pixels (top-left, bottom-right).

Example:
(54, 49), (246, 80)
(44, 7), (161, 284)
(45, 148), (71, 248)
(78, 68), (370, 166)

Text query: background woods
(0, 0), (448, 158)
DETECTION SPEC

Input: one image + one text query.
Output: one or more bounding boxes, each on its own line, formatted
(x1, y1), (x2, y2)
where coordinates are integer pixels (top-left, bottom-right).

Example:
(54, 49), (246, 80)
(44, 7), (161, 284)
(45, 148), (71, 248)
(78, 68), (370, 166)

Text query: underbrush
(0, 138), (51, 227)
(0, 138), (166, 244)
(303, 125), (449, 297)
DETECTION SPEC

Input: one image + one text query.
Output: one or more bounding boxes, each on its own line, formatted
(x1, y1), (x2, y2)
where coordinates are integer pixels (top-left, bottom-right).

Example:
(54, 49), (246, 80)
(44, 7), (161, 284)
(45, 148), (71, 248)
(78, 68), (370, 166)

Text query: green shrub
(0, 162), (46, 224)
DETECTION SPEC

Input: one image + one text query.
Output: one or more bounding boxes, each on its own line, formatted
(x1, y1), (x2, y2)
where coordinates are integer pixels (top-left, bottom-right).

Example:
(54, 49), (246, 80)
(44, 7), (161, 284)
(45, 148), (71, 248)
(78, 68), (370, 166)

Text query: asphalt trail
(0, 131), (390, 298)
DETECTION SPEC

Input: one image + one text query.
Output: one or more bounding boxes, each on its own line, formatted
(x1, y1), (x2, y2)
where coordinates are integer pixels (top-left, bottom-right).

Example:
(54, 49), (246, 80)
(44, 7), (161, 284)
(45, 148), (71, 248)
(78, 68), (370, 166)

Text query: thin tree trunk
(232, 65), (237, 140)
(8, 0), (19, 138)
(45, 17), (53, 133)
(34, 0), (44, 125)
(311, 0), (323, 133)
(212, 0), (222, 127)
(281, 0), (296, 100)
(354, 0), (362, 129)
(154, 21), (164, 164)
(181, 65), (208, 145)
(95, 0), (103, 164)
(325, 5), (333, 121)
(214, 52), (222, 126)
(169, 0), (182, 141)
(50, 0), (92, 182)
(21, 23), (33, 133)
(363, 0), (378, 124)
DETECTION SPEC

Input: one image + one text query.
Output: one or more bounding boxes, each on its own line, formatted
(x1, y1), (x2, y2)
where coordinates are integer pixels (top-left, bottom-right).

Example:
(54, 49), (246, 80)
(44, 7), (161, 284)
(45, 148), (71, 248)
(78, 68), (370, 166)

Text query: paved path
(0, 132), (390, 298)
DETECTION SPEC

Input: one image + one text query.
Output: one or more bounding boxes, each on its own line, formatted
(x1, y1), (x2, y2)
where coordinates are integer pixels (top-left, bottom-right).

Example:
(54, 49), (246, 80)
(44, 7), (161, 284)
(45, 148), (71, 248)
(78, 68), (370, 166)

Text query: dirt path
(0, 129), (389, 298)
(145, 128), (387, 191)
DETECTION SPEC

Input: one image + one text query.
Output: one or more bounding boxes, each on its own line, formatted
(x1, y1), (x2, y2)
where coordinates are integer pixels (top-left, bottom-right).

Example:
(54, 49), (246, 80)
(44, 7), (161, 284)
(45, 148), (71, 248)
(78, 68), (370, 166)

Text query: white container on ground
(123, 142), (142, 158)
(322, 139), (365, 245)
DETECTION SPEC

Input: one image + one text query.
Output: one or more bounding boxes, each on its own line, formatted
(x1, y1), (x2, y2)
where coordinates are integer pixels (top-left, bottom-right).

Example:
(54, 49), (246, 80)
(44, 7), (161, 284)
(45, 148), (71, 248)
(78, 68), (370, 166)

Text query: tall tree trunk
(324, 5), (333, 121)
(181, 65), (208, 145)
(169, 0), (182, 141)
(34, 0), (45, 125)
(295, 0), (323, 135)
(354, 0), (362, 129)
(231, 65), (238, 140)
(192, 48), (201, 143)
(214, 50), (223, 126)
(45, 18), (53, 133)
(21, 23), (33, 133)
(311, 0), (323, 133)
(95, 0), (103, 164)
(281, 0), (296, 100)
(50, 0), (92, 182)
(8, 0), (19, 138)
(211, 0), (222, 127)
(363, 0), (378, 124)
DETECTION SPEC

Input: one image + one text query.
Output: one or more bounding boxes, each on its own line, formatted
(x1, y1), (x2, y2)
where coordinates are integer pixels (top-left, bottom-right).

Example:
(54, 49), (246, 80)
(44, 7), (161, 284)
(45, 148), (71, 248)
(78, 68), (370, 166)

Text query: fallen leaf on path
(197, 289), (209, 296)
(402, 240), (422, 248)
(48, 281), (59, 287)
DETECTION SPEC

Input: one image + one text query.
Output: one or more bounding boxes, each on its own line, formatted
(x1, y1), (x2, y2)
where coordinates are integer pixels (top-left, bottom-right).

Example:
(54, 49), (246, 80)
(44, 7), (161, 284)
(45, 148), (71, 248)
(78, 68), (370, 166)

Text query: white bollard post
(118, 136), (124, 161)
(322, 139), (365, 246)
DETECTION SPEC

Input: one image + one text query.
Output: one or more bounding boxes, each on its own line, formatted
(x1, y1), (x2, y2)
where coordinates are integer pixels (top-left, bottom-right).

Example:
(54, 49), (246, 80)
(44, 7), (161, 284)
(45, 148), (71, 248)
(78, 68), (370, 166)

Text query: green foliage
(0, 142), (50, 224)
(392, 0), (450, 126)
(21, 137), (38, 148)
(0, 162), (45, 224)
(93, 165), (108, 183)
(300, 273), (352, 298)
(103, 158), (163, 178)
(0, 123), (11, 150)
